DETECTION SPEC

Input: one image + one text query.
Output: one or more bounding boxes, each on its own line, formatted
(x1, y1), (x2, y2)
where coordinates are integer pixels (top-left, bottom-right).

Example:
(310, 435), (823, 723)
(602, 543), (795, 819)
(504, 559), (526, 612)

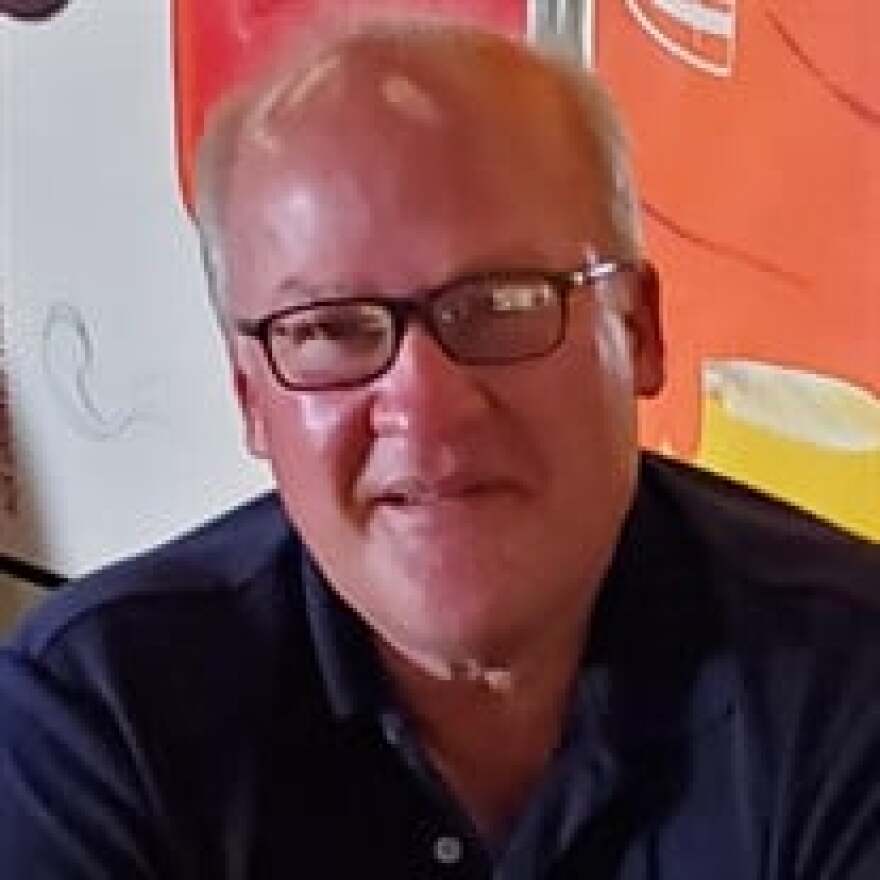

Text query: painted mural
(598, 0), (880, 540)
(173, 0), (879, 540)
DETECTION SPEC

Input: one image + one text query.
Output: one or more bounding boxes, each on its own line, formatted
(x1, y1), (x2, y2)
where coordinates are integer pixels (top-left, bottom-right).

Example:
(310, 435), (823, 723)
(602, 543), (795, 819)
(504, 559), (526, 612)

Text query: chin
(389, 591), (538, 668)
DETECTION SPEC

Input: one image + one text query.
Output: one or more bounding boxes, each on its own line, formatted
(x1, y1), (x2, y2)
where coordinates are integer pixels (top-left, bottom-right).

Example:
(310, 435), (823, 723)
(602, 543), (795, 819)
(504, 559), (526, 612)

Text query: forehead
(223, 34), (615, 301)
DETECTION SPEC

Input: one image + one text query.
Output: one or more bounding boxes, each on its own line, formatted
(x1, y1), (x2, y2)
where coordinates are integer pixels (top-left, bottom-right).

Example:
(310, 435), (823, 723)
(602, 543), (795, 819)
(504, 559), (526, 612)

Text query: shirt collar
(301, 552), (390, 721)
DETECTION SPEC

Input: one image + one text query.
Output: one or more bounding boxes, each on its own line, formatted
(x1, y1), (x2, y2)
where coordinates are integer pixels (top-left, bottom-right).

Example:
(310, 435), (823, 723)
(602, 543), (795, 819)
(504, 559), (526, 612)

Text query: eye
(281, 316), (364, 344)
(272, 304), (390, 355)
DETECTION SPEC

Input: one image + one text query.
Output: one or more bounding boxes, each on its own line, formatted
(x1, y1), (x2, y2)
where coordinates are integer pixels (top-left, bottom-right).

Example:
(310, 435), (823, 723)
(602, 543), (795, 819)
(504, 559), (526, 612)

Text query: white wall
(1, 0), (271, 578)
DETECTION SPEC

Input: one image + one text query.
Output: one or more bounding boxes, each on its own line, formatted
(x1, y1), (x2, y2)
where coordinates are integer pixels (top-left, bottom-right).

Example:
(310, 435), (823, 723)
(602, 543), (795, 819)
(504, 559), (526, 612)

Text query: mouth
(372, 476), (508, 509)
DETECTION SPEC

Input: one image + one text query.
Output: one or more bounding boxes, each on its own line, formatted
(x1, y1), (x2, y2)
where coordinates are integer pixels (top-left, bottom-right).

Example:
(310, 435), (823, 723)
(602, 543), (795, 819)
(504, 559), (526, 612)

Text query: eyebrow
(271, 247), (587, 304)
(274, 276), (364, 303)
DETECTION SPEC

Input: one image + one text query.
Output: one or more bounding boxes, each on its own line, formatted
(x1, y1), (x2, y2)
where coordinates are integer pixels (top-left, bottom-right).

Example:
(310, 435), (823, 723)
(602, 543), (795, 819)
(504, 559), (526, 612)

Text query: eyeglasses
(234, 259), (640, 391)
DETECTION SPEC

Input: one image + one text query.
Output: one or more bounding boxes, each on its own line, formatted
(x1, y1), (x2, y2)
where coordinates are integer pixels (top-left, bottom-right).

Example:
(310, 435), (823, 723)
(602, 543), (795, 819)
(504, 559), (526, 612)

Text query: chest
(151, 714), (764, 880)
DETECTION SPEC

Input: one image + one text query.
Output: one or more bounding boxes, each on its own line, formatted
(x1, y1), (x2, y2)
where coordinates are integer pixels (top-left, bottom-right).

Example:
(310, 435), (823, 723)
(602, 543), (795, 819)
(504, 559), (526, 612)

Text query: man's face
(223, 49), (664, 667)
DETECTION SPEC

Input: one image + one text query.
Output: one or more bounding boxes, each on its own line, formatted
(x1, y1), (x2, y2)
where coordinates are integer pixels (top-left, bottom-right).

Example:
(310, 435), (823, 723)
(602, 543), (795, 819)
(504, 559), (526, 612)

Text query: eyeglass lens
(268, 302), (395, 388)
(435, 277), (561, 363)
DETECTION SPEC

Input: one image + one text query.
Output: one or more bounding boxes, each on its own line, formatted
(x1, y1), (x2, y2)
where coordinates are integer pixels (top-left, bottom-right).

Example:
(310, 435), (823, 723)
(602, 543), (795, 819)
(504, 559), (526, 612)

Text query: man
(1, 15), (879, 878)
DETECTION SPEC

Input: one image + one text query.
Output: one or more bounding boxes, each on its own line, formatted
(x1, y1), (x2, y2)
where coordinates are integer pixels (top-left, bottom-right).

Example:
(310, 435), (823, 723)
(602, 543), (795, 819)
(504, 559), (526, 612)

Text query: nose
(369, 322), (490, 439)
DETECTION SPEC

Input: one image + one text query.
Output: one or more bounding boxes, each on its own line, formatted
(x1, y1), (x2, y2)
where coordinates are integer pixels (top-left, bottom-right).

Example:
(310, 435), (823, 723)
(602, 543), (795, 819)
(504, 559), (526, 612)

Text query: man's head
(195, 16), (664, 672)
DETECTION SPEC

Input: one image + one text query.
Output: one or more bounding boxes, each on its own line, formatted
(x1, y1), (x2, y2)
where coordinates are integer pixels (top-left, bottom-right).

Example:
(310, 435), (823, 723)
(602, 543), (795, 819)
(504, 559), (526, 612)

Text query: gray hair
(193, 15), (642, 336)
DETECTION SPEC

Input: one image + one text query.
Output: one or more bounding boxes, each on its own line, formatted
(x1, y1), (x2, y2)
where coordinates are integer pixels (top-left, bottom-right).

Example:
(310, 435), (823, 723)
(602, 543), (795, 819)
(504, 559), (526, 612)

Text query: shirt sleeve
(0, 648), (158, 880)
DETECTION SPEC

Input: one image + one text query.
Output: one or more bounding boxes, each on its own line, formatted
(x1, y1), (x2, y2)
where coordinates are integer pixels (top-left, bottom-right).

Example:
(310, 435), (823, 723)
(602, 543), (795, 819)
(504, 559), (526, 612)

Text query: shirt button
(433, 834), (464, 866)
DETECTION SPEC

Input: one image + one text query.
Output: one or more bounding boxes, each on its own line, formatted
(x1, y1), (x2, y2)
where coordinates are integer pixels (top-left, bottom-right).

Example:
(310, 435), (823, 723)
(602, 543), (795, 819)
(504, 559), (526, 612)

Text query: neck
(376, 611), (590, 841)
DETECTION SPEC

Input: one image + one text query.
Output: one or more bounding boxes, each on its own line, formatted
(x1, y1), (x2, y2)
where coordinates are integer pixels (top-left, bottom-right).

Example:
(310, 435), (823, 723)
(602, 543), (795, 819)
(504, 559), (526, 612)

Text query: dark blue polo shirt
(1, 454), (879, 878)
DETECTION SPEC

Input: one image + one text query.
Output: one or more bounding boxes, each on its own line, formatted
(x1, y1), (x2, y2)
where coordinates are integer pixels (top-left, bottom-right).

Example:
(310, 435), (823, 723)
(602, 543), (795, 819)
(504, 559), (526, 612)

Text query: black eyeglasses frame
(234, 258), (643, 391)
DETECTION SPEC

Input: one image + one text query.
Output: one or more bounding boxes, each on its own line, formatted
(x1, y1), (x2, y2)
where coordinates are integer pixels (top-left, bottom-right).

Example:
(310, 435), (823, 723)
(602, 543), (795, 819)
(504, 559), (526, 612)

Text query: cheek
(541, 310), (639, 463)
(260, 388), (372, 513)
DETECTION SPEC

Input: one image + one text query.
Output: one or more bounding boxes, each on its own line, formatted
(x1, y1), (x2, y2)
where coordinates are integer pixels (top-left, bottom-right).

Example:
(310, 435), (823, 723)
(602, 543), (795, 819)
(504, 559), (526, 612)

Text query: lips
(374, 475), (500, 507)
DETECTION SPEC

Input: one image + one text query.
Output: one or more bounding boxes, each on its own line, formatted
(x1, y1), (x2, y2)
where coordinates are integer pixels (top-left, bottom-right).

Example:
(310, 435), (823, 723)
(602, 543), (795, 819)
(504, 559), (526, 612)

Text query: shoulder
(629, 456), (880, 872)
(637, 452), (880, 714)
(640, 451), (880, 613)
(5, 492), (304, 664)
(641, 452), (880, 742)
(0, 491), (323, 773)
(0, 496), (328, 873)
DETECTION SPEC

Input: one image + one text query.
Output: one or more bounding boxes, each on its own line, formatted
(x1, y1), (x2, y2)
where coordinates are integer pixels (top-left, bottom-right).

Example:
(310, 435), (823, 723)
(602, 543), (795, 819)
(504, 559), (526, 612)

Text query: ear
(232, 359), (270, 459)
(625, 261), (666, 399)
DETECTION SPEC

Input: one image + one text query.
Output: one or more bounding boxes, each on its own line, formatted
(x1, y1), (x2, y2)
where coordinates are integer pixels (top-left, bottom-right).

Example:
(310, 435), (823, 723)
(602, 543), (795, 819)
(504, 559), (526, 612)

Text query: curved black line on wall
(0, 0), (70, 22)
(766, 8), (880, 129)
(642, 200), (808, 288)
(42, 302), (139, 441)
